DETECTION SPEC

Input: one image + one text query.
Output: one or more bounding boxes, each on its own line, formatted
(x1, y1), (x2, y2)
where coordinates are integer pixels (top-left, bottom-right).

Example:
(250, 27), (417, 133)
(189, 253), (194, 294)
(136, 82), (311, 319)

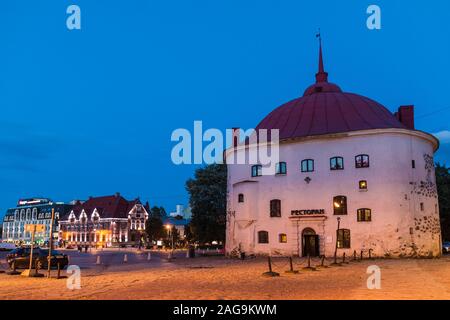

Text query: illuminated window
(359, 180), (368, 190)
(258, 231), (269, 244)
(276, 162), (287, 175)
(279, 233), (287, 243)
(238, 194), (244, 203)
(270, 199), (281, 217)
(355, 154), (370, 168)
(301, 159), (314, 172)
(251, 165), (262, 177)
(357, 208), (371, 222)
(333, 196), (347, 215)
(330, 157), (344, 170)
(337, 229), (351, 248)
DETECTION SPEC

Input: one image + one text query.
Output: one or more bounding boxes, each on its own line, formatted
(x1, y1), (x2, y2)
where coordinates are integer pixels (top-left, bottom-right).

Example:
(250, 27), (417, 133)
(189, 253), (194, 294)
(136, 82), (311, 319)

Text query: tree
(145, 206), (166, 243)
(436, 163), (450, 241)
(186, 164), (227, 244)
(150, 206), (167, 218)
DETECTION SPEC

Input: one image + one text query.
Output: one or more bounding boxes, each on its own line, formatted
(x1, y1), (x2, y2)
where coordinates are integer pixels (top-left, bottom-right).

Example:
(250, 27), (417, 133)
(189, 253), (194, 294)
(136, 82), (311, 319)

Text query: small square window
(359, 180), (367, 190)
(276, 162), (287, 175)
(251, 165), (262, 177)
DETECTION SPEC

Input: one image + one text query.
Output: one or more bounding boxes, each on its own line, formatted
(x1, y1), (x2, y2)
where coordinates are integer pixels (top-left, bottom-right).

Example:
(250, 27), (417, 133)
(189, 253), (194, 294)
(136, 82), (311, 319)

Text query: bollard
(342, 252), (349, 264)
(369, 249), (373, 259)
(285, 256), (299, 274)
(302, 254), (316, 271)
(316, 255), (329, 269)
(360, 250), (363, 261)
(330, 252), (341, 266)
(148, 252), (152, 261)
(56, 262), (63, 279)
(124, 254), (128, 263)
(96, 255), (101, 265)
(353, 250), (357, 261)
(186, 249), (190, 258)
(7, 261), (20, 276)
(262, 256), (280, 277)
(168, 251), (173, 261)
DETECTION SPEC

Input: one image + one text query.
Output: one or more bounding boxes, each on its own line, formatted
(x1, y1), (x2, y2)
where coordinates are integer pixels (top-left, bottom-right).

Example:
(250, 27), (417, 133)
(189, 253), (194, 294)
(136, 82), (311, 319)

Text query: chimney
(395, 105), (414, 130)
(115, 192), (120, 198)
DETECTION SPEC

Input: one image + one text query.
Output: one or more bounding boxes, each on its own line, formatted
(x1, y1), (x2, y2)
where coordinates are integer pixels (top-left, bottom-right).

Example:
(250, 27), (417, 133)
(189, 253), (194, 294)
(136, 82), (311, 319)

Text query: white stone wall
(225, 129), (440, 258)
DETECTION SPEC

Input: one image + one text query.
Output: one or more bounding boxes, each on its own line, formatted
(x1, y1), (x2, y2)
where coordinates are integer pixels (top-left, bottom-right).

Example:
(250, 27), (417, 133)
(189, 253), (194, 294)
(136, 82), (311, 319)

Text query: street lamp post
(333, 217), (341, 264)
(165, 224), (174, 257)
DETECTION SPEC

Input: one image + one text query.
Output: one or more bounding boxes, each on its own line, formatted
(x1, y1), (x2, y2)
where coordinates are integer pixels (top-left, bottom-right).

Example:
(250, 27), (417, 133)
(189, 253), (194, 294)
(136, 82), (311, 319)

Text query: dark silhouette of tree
(437, 163), (450, 241)
(145, 206), (166, 243)
(186, 164), (227, 244)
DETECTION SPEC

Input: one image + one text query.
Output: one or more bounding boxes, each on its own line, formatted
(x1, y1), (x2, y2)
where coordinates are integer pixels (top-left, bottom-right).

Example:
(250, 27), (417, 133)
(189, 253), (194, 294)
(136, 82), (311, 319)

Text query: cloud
(432, 131), (450, 144)
(0, 123), (63, 172)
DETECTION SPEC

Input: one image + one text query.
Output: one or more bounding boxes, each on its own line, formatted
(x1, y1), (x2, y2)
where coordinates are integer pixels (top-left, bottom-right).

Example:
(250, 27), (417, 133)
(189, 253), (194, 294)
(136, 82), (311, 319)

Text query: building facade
(2, 198), (73, 245)
(59, 193), (149, 248)
(225, 45), (441, 258)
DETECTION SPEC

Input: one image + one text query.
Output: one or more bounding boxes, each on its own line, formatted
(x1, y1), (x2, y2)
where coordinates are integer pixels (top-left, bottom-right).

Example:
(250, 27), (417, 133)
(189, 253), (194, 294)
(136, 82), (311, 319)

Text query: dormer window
(79, 210), (87, 224)
(91, 210), (100, 223)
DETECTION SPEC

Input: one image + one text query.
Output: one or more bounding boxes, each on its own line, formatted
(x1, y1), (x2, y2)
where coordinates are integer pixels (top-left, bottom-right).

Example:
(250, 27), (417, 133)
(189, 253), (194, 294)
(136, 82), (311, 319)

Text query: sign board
(25, 224), (46, 233)
(291, 209), (325, 216)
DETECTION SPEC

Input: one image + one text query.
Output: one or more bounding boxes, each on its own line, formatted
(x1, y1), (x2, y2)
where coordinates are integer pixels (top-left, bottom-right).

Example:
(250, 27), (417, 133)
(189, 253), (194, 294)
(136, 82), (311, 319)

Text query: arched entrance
(302, 228), (319, 257)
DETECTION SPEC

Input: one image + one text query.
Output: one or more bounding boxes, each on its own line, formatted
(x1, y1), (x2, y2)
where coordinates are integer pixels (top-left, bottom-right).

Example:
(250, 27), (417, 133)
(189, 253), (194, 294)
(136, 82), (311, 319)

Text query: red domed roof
(256, 43), (405, 141)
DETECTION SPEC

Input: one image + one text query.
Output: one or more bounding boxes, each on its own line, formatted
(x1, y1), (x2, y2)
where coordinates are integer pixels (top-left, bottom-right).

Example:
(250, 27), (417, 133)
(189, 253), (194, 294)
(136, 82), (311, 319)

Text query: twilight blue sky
(0, 0), (449, 216)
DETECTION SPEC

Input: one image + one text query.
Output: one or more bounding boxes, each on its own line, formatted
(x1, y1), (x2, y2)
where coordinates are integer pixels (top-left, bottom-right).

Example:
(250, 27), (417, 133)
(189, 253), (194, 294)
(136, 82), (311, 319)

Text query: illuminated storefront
(59, 193), (149, 247)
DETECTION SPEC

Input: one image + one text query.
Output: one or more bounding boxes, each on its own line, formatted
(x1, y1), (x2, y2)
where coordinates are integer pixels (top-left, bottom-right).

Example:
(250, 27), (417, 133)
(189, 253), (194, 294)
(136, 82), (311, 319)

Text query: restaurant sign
(291, 209), (325, 216)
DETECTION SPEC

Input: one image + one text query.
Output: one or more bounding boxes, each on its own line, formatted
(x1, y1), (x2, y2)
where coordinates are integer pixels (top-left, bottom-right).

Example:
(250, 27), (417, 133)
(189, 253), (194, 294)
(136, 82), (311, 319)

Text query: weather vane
(316, 28), (322, 45)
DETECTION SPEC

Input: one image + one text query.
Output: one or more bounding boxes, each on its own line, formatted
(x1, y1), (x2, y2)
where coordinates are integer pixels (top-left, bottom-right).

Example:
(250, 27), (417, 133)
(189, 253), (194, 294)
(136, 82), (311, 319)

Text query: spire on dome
(315, 31), (328, 83)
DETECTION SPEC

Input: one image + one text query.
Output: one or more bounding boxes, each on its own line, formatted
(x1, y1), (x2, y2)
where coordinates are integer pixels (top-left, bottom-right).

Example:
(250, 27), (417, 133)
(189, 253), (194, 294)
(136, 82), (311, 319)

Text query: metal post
(342, 252), (346, 263)
(57, 262), (61, 279)
(360, 250), (363, 260)
(334, 217), (341, 259)
(353, 250), (357, 261)
(369, 248), (373, 259)
(321, 255), (325, 267)
(289, 257), (294, 272)
(47, 208), (55, 278)
(28, 225), (36, 273)
(262, 256), (280, 277)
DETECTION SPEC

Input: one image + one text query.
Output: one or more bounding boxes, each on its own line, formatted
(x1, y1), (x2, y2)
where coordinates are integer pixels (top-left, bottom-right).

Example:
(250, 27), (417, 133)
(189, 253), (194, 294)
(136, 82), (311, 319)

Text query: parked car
(6, 248), (69, 270)
(443, 242), (450, 253)
(0, 242), (16, 251)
